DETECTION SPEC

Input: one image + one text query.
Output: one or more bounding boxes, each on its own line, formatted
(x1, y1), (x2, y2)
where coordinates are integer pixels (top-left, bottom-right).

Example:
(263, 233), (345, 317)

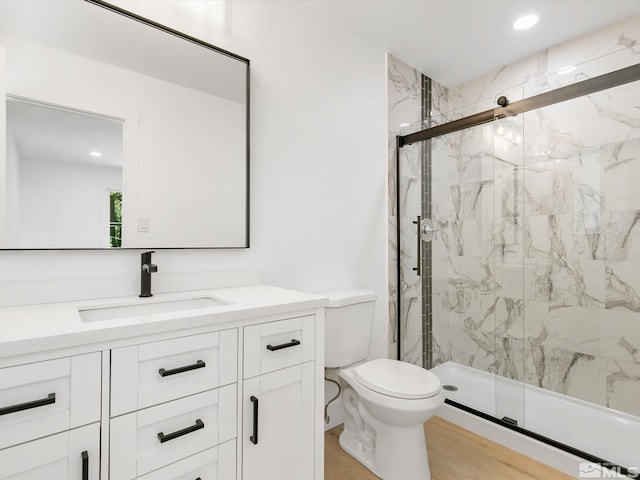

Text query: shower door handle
(412, 216), (421, 276)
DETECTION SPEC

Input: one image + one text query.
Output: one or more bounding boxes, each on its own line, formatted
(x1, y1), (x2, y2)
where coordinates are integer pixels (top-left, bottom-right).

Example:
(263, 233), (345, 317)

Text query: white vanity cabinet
(0, 285), (325, 480)
(242, 316), (316, 480)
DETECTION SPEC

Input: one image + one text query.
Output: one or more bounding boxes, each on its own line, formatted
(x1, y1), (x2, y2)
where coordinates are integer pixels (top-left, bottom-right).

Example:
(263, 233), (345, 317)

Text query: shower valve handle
(420, 218), (439, 242)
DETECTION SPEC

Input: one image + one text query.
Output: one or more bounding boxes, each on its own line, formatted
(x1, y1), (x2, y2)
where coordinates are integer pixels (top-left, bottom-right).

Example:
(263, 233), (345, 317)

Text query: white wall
(0, 2), (389, 359)
(136, 88), (246, 248)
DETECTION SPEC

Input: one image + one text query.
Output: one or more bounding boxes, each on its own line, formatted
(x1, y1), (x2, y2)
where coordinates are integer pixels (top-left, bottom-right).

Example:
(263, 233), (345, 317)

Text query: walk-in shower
(395, 42), (640, 476)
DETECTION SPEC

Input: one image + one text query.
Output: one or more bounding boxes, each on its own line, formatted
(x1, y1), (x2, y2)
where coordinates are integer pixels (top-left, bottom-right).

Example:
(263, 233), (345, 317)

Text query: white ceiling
(7, 99), (123, 169)
(308, 0), (640, 87)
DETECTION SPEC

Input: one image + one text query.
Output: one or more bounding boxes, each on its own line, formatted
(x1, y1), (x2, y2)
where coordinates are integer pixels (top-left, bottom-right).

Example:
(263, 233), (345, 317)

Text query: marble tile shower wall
(431, 15), (640, 417)
(387, 54), (422, 363)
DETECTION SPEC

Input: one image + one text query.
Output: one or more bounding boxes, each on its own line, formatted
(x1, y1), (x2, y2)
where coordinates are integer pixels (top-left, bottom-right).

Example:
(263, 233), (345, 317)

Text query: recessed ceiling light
(513, 14), (539, 31)
(90, 151), (102, 157)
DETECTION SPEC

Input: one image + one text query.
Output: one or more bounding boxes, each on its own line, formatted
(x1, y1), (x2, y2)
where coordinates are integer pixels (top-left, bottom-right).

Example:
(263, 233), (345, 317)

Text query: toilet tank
(323, 289), (376, 368)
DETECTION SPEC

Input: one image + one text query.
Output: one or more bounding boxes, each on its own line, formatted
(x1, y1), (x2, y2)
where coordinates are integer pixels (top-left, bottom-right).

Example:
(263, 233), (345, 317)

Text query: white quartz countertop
(0, 285), (328, 359)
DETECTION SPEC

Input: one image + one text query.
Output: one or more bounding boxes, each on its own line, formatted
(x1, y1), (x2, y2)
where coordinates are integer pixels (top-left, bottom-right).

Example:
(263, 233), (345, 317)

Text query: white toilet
(324, 289), (444, 480)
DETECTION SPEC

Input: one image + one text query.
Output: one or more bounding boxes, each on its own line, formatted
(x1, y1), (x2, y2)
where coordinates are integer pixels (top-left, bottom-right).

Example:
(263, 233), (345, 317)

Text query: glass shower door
(398, 96), (527, 426)
(517, 74), (640, 470)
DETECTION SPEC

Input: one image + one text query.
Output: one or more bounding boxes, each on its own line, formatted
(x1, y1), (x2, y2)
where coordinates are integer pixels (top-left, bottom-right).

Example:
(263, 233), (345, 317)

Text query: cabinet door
(242, 362), (314, 480)
(0, 352), (101, 450)
(0, 422), (100, 480)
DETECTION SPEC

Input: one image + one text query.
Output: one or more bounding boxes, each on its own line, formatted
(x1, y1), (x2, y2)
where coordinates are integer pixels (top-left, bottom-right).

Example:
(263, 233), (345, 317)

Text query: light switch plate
(138, 216), (150, 232)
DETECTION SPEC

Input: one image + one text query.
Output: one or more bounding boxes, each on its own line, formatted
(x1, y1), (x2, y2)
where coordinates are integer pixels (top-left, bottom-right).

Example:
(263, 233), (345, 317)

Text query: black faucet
(139, 250), (158, 297)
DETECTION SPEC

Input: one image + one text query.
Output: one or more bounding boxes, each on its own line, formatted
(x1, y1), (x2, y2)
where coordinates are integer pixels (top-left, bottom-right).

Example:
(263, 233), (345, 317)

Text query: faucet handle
(141, 250), (155, 261)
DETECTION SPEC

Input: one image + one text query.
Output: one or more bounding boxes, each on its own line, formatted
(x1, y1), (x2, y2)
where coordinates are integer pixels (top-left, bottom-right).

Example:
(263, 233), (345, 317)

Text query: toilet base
(336, 363), (443, 480)
(339, 417), (431, 480)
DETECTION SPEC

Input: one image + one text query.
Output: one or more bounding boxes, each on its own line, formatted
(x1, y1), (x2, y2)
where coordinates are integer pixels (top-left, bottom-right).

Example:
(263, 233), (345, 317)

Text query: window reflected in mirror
(109, 190), (123, 248)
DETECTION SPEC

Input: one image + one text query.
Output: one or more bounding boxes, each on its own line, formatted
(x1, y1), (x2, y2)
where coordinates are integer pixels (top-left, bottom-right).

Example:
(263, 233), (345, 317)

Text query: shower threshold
(432, 362), (640, 478)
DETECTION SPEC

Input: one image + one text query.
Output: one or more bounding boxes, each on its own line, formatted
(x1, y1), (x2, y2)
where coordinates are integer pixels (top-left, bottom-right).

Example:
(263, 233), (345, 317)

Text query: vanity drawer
(0, 352), (101, 450)
(136, 440), (236, 480)
(111, 329), (237, 416)
(0, 422), (100, 480)
(110, 384), (237, 480)
(243, 316), (314, 379)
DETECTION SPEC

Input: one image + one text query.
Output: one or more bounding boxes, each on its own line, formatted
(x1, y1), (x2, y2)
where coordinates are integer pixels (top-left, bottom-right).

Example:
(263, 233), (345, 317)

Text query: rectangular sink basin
(79, 297), (226, 322)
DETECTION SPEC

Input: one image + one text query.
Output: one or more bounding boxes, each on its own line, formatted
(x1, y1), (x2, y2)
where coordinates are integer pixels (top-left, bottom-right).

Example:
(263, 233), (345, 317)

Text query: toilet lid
(354, 358), (441, 399)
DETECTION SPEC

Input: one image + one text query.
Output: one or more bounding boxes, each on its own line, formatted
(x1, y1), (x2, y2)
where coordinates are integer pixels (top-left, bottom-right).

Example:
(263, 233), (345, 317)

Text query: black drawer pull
(159, 360), (206, 377)
(266, 339), (300, 351)
(82, 450), (89, 480)
(157, 419), (204, 443)
(0, 392), (56, 416)
(250, 396), (259, 445)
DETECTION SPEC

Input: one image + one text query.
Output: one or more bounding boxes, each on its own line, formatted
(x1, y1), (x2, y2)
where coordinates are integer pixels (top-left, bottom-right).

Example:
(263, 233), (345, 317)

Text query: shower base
(431, 362), (640, 477)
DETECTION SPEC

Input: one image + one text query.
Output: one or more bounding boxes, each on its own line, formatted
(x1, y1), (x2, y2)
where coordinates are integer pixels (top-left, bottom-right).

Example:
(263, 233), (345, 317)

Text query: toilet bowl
(338, 358), (444, 480)
(323, 289), (444, 480)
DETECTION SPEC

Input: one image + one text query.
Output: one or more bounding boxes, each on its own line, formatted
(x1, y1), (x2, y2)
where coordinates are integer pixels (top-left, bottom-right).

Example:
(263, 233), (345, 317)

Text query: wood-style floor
(325, 417), (576, 480)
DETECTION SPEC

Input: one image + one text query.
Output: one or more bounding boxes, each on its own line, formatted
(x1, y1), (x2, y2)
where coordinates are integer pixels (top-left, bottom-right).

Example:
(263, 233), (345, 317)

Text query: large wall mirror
(0, 0), (249, 249)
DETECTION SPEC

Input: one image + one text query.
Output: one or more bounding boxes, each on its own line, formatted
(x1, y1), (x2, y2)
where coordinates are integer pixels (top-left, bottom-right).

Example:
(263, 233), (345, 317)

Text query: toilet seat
(354, 358), (441, 399)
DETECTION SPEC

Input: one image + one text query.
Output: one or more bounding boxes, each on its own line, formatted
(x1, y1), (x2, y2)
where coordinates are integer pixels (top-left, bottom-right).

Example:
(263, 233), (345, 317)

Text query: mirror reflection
(0, 0), (249, 249)
(6, 99), (124, 248)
